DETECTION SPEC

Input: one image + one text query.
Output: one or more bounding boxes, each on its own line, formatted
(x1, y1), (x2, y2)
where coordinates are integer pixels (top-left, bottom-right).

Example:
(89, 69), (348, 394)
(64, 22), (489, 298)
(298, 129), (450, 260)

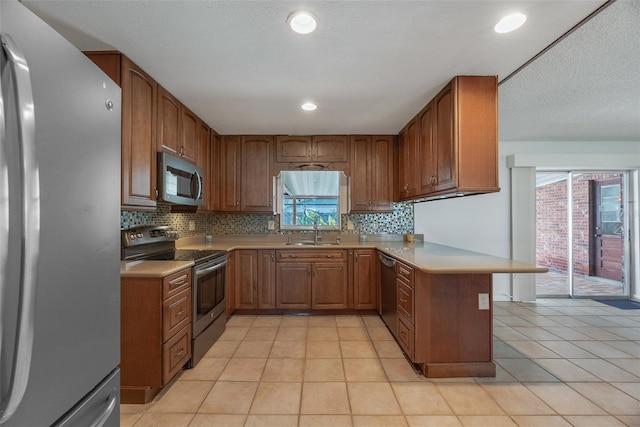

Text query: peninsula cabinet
(275, 249), (348, 309)
(397, 75), (499, 201)
(351, 249), (377, 310)
(85, 51), (158, 209)
(234, 250), (276, 309)
(276, 135), (349, 164)
(120, 268), (192, 403)
(218, 135), (274, 213)
(350, 135), (395, 212)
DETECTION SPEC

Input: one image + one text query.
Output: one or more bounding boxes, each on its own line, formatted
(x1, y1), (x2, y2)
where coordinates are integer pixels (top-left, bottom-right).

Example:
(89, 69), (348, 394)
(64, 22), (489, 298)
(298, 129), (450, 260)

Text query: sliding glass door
(535, 171), (628, 298)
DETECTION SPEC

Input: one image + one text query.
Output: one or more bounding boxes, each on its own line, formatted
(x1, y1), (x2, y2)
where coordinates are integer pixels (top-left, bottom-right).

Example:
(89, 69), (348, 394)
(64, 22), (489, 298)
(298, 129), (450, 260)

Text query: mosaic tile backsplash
(121, 202), (414, 238)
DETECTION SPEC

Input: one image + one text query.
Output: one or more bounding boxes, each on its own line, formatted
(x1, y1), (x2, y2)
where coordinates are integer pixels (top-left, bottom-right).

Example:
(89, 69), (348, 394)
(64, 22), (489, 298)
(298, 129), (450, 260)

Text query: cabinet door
(180, 106), (199, 163)
(235, 250), (258, 309)
(312, 135), (349, 162)
(276, 136), (312, 162)
(371, 135), (394, 212)
(226, 251), (236, 317)
(276, 263), (311, 309)
(350, 135), (372, 212)
(311, 263), (348, 309)
(197, 121), (211, 211)
(419, 102), (437, 194)
(397, 117), (419, 199)
(219, 136), (241, 211)
(121, 56), (157, 208)
(258, 250), (276, 309)
(157, 85), (181, 156)
(241, 136), (274, 212)
(209, 132), (221, 212)
(434, 82), (456, 192)
(353, 250), (376, 309)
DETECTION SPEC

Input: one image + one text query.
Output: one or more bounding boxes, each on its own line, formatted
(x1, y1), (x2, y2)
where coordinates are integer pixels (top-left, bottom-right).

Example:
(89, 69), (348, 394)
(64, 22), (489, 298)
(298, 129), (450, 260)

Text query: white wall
(414, 140), (640, 301)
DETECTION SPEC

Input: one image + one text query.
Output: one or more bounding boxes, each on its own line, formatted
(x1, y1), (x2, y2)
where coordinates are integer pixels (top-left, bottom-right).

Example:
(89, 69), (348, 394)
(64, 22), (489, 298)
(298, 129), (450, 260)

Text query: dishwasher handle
(379, 253), (397, 268)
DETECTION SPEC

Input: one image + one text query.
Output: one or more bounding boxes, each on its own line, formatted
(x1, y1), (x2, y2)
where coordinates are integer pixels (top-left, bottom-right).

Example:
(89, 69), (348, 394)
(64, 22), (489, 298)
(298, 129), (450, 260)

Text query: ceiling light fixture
(287, 11), (318, 35)
(301, 102), (317, 111)
(494, 13), (527, 33)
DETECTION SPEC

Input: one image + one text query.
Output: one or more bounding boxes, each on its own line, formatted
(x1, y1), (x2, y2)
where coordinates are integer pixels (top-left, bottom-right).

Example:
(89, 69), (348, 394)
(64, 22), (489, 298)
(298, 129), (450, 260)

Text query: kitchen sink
(285, 241), (340, 246)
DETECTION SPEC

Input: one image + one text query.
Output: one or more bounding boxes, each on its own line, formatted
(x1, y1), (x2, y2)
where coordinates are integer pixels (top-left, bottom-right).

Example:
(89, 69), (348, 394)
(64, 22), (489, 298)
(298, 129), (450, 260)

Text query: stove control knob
(129, 232), (137, 240)
(137, 232), (143, 238)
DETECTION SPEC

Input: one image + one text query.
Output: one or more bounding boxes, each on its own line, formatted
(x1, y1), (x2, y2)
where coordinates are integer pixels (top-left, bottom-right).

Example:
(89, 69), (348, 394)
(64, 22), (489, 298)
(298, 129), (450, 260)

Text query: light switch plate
(347, 220), (354, 230)
(478, 293), (490, 310)
(268, 220), (275, 230)
(188, 220), (195, 231)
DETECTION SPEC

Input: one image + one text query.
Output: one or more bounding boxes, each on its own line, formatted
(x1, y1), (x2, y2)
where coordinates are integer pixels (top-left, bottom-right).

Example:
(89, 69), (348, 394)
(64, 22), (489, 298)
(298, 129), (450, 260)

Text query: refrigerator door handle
(88, 388), (117, 427)
(0, 33), (40, 424)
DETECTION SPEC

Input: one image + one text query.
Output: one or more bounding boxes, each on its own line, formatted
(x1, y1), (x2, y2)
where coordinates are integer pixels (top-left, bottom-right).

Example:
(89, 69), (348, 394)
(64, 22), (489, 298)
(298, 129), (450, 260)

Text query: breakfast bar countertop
(175, 234), (547, 275)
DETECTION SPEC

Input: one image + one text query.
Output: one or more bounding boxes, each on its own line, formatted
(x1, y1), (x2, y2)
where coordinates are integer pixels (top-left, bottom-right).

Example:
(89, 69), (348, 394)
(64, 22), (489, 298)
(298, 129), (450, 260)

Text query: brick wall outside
(536, 173), (623, 275)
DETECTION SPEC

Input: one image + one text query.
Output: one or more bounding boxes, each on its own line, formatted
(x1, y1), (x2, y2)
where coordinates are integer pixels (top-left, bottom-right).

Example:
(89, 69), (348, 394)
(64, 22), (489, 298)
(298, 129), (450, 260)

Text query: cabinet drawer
(397, 280), (414, 323)
(397, 315), (414, 359)
(163, 269), (192, 299)
(162, 325), (191, 384)
(276, 250), (346, 262)
(163, 288), (191, 340)
(396, 262), (414, 286)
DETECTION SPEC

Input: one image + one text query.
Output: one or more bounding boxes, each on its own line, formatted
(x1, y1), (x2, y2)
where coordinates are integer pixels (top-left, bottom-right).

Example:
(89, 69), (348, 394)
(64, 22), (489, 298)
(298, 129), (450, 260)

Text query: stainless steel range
(121, 226), (227, 367)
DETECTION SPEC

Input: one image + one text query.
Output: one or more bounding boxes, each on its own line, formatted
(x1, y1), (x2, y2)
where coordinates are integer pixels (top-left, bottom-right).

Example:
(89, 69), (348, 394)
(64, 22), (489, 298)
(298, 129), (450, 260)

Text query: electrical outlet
(188, 220), (195, 231)
(478, 293), (490, 310)
(267, 220), (275, 230)
(347, 220), (354, 230)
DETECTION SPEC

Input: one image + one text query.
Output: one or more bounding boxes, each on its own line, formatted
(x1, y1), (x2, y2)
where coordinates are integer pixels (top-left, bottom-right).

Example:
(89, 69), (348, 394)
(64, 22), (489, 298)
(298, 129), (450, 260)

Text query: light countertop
(120, 260), (194, 278)
(174, 235), (547, 275)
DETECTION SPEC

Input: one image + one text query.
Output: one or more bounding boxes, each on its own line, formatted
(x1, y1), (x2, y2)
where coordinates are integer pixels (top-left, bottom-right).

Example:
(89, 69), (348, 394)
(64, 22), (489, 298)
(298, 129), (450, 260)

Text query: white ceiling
(21, 0), (639, 141)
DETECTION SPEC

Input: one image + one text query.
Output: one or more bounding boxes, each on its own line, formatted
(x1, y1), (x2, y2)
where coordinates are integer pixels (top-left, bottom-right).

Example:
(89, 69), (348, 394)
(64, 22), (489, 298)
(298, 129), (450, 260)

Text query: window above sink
(275, 171), (348, 231)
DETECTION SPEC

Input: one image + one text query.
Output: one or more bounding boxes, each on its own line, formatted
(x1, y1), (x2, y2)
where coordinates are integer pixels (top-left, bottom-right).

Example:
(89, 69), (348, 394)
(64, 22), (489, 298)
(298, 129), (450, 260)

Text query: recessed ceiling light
(301, 102), (317, 111)
(494, 13), (527, 33)
(287, 11), (318, 34)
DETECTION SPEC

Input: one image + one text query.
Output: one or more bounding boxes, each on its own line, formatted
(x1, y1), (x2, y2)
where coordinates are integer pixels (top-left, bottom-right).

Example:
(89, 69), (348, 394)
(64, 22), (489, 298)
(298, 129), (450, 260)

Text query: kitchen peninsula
(166, 234), (546, 378)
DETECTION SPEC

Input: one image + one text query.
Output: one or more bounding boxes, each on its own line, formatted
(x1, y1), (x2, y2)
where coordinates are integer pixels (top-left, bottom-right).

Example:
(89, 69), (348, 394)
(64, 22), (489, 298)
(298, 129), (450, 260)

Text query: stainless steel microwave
(157, 152), (204, 206)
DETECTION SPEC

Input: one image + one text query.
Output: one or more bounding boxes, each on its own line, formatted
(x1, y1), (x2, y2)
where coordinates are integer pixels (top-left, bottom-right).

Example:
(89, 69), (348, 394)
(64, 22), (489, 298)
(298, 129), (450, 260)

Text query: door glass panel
(536, 172), (570, 296)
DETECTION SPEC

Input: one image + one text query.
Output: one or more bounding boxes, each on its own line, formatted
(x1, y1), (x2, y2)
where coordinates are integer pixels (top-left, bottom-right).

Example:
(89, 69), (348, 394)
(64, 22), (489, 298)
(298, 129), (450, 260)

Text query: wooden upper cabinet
(434, 83), (455, 192)
(397, 116), (419, 200)
(276, 135), (348, 163)
(180, 106), (199, 164)
(241, 136), (274, 213)
(157, 86), (181, 157)
(350, 135), (394, 213)
(419, 102), (436, 194)
(209, 132), (221, 212)
(396, 75), (498, 202)
(197, 120), (211, 211)
(219, 135), (241, 212)
(86, 52), (158, 209)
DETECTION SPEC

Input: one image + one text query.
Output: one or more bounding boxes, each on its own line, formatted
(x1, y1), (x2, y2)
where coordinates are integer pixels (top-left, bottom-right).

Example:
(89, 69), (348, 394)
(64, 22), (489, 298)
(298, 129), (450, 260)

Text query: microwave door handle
(0, 34), (40, 424)
(192, 169), (202, 201)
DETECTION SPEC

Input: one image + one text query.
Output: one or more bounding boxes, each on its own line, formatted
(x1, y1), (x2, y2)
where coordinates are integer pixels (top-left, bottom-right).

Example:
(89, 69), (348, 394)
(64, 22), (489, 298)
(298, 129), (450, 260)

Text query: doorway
(535, 171), (627, 297)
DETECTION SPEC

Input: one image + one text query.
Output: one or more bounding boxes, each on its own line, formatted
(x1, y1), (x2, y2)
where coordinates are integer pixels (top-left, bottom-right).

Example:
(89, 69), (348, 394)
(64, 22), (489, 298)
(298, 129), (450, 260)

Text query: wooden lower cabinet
(352, 249), (377, 310)
(120, 268), (192, 403)
(409, 271), (495, 378)
(234, 250), (276, 309)
(275, 249), (348, 310)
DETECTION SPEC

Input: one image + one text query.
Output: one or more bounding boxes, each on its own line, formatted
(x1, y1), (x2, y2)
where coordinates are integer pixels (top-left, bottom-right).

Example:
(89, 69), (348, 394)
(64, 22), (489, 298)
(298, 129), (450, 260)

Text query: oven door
(193, 256), (226, 337)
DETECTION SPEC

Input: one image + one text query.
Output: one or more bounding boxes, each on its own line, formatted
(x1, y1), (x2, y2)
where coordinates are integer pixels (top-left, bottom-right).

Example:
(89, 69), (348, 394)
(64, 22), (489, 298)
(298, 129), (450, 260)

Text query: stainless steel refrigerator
(1, 1), (121, 425)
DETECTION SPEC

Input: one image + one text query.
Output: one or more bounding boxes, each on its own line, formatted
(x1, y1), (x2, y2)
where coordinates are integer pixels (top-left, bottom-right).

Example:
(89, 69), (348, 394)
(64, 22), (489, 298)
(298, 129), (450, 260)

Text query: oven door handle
(196, 259), (227, 277)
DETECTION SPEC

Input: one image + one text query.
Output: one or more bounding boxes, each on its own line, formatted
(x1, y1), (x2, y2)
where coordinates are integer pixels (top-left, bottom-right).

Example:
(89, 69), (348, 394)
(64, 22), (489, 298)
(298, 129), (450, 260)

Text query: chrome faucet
(313, 216), (320, 243)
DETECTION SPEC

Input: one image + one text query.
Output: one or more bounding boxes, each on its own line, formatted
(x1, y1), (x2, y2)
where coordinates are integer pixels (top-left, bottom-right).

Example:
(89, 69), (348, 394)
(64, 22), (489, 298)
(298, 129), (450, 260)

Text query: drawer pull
(399, 296), (407, 303)
(175, 349), (184, 359)
(326, 255), (334, 258)
(288, 254), (297, 258)
(400, 331), (407, 339)
(175, 309), (185, 317)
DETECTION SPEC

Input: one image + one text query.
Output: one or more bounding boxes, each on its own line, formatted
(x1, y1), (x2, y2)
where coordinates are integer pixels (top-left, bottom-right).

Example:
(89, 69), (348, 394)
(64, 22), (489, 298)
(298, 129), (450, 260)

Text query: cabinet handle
(399, 296), (407, 303)
(154, 187), (159, 199)
(326, 255), (334, 258)
(175, 309), (185, 317)
(175, 348), (185, 359)
(288, 254), (297, 258)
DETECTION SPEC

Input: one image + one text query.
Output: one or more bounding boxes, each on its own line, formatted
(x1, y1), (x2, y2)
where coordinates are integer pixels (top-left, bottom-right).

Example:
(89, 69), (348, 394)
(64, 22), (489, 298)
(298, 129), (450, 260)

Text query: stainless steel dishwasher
(379, 252), (398, 338)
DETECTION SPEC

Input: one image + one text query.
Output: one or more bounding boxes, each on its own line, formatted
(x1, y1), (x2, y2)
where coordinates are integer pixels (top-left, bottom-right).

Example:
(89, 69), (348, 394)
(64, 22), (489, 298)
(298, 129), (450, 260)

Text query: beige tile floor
(121, 299), (640, 426)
